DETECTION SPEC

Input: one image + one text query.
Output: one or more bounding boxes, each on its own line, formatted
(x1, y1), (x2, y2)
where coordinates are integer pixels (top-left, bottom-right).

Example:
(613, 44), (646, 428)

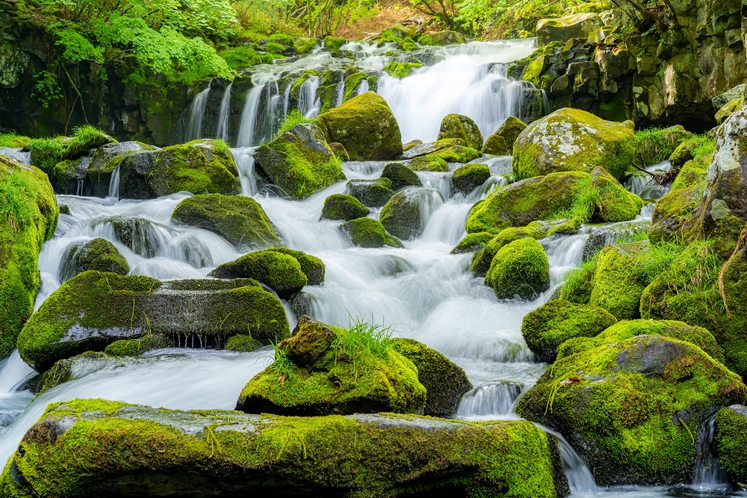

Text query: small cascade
(299, 75), (322, 118)
(542, 233), (589, 287)
(334, 73), (345, 107)
(0, 351), (35, 438)
(549, 428), (599, 496)
(357, 79), (369, 96)
(231, 147), (259, 196)
(108, 165), (121, 198)
(456, 382), (523, 417)
(236, 85), (265, 147)
(283, 78), (295, 118)
(0, 147), (32, 164)
(216, 83), (233, 142)
(186, 85), (211, 141)
(625, 161), (672, 200)
(692, 417), (729, 489)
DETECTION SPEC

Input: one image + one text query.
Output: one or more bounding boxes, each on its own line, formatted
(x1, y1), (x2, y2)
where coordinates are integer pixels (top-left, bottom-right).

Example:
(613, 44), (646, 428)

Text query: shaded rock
(380, 189), (441, 240)
(86, 141), (154, 197)
(485, 116), (527, 154)
(716, 405), (747, 485)
(346, 178), (395, 207)
(59, 238), (129, 282)
(536, 13), (603, 45)
(382, 163), (422, 189)
(452, 163), (490, 194)
(341, 217), (402, 248)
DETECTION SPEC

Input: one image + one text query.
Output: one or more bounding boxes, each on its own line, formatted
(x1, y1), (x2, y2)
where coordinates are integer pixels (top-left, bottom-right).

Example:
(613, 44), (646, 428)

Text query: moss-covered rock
(589, 167), (642, 222)
(452, 163), (490, 195)
(715, 97), (744, 125)
(485, 238), (550, 300)
(321, 193), (370, 221)
(669, 135), (715, 168)
(346, 178), (395, 207)
(316, 92), (402, 161)
(171, 194), (280, 250)
(716, 405), (747, 485)
(418, 30), (466, 46)
(145, 139), (240, 197)
(17, 272), (289, 370)
(111, 150), (158, 199)
(103, 334), (171, 357)
(427, 144), (481, 164)
(381, 163), (421, 190)
(225, 334), (261, 352)
(0, 398), (566, 498)
(649, 184), (704, 243)
(390, 338), (472, 416)
(589, 242), (649, 319)
(209, 250), (308, 296)
(482, 133), (509, 156)
(254, 124), (345, 200)
(485, 116), (527, 155)
(634, 126), (694, 166)
(521, 300), (617, 363)
(408, 155), (449, 172)
(323, 35), (347, 51)
(49, 157), (89, 195)
(86, 141), (154, 197)
(59, 238), (129, 282)
(451, 232), (493, 254)
(437, 114), (483, 151)
(380, 190), (435, 240)
(536, 13), (603, 45)
(29, 125), (116, 174)
(513, 108), (635, 181)
(471, 226), (545, 276)
(383, 61), (423, 79)
(516, 334), (746, 486)
(237, 316), (426, 415)
(0, 156), (59, 358)
(556, 319), (725, 364)
(341, 217), (402, 248)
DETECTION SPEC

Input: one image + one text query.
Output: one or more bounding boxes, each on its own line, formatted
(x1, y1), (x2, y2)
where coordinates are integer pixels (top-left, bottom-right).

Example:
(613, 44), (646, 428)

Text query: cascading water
(216, 82), (233, 142)
(185, 85), (211, 141)
(299, 75), (322, 118)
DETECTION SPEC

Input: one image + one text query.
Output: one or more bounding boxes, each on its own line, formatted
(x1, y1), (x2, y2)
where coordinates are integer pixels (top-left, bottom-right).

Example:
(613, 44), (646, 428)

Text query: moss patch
(321, 194), (370, 221)
(341, 217), (402, 248)
(209, 250), (308, 296)
(29, 125), (116, 174)
(438, 114), (483, 151)
(716, 405), (747, 484)
(485, 238), (550, 300)
(471, 226), (544, 276)
(59, 238), (129, 282)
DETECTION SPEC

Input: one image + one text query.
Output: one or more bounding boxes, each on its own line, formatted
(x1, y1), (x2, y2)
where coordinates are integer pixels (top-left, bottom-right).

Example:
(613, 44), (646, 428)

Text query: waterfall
(335, 73), (345, 107)
(356, 79), (369, 96)
(283, 79), (295, 118)
(216, 83), (233, 143)
(456, 382), (523, 417)
(186, 85), (211, 141)
(231, 147), (259, 196)
(236, 85), (264, 147)
(0, 147), (31, 164)
(108, 164), (121, 198)
(299, 75), (322, 118)
(692, 417), (728, 489)
(625, 160), (672, 200)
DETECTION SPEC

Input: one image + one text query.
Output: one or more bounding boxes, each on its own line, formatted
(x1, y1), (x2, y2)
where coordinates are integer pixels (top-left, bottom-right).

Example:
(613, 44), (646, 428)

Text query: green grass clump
(274, 110), (313, 139)
(0, 133), (31, 148)
(29, 125), (115, 173)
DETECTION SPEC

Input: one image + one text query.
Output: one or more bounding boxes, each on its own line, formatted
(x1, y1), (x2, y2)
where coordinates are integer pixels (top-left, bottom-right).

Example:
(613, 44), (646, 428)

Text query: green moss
(0, 157), (59, 358)
(209, 250), (308, 297)
(418, 30), (466, 46)
(60, 238), (129, 281)
(409, 155), (449, 172)
(254, 123), (345, 199)
(487, 116), (527, 154)
(346, 178), (395, 207)
(341, 217), (402, 248)
(648, 184), (704, 244)
(558, 251), (599, 304)
(263, 41), (287, 54)
(322, 36), (347, 51)
(390, 338), (472, 416)
(522, 300), (617, 363)
(522, 55), (548, 87)
(427, 145), (481, 164)
(321, 193), (370, 221)
(219, 46), (278, 70)
(265, 247), (325, 286)
(451, 232), (493, 254)
(590, 242), (650, 319)
(381, 163), (421, 189)
(317, 92), (403, 161)
(171, 193), (280, 249)
(452, 164), (490, 195)
(104, 334), (171, 357)
(1, 398), (562, 498)
(274, 110), (313, 140)
(342, 73), (378, 102)
(225, 334), (261, 352)
(589, 167), (643, 222)
(438, 114), (483, 151)
(557, 319), (725, 363)
(294, 38), (318, 55)
(516, 335), (745, 486)
(471, 226), (544, 276)
(716, 406), (747, 483)
(29, 125), (116, 173)
(669, 134), (715, 168)
(148, 140), (240, 196)
(483, 133), (509, 156)
(380, 191), (424, 240)
(0, 133), (31, 148)
(634, 126), (694, 167)
(383, 61), (423, 79)
(485, 238), (550, 300)
(513, 108), (635, 181)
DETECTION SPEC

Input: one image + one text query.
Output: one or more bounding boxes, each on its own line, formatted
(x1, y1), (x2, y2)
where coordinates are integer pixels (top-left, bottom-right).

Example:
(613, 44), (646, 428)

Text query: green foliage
(0, 134), (32, 148)
(331, 317), (393, 378)
(31, 71), (63, 109)
(275, 110), (313, 139)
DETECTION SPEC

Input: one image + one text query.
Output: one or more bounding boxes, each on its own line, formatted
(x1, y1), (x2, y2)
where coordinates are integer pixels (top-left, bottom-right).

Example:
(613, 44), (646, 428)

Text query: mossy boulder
(341, 217), (403, 248)
(669, 135), (715, 168)
(171, 194), (280, 250)
(485, 116), (527, 155)
(59, 238), (129, 282)
(438, 114), (483, 151)
(471, 226), (544, 276)
(346, 178), (395, 207)
(49, 157), (90, 195)
(589, 167), (642, 222)
(516, 334), (746, 486)
(380, 190), (435, 240)
(418, 30), (466, 46)
(86, 141), (154, 197)
(237, 316), (426, 415)
(649, 184), (704, 243)
(104, 334), (172, 357)
(716, 405), (747, 485)
(316, 92), (402, 161)
(715, 97), (744, 125)
(29, 126), (116, 173)
(634, 126), (694, 166)
(536, 13), (603, 45)
(254, 123), (345, 200)
(0, 156), (59, 358)
(513, 108), (635, 181)
(452, 163), (490, 195)
(321, 193), (370, 221)
(209, 250), (308, 296)
(17, 272), (289, 370)
(427, 144), (481, 164)
(556, 319), (725, 364)
(383, 61), (423, 79)
(381, 163), (421, 189)
(401, 138), (464, 159)
(225, 334), (261, 352)
(521, 300), (617, 363)
(408, 155), (449, 172)
(112, 150), (158, 199)
(589, 242), (649, 319)
(451, 232), (493, 254)
(0, 399), (567, 498)
(390, 338), (473, 416)
(485, 238), (550, 300)
(482, 134), (509, 156)
(148, 140), (240, 197)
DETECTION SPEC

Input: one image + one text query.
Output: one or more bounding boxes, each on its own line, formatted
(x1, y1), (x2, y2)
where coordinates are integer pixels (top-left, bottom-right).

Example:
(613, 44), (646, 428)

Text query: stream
(0, 39), (740, 497)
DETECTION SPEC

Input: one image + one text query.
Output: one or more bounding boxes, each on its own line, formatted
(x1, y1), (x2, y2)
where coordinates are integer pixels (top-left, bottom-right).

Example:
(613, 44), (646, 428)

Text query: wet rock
(341, 217), (402, 248)
(86, 141), (154, 197)
(115, 149), (158, 199)
(716, 405), (747, 486)
(59, 238), (129, 282)
(317, 92), (403, 161)
(1, 399), (567, 497)
(408, 155), (449, 172)
(17, 271), (290, 370)
(438, 114), (483, 150)
(381, 163), (421, 190)
(485, 238), (550, 300)
(171, 194), (281, 250)
(451, 232), (493, 254)
(210, 249), (313, 296)
(346, 178), (395, 207)
(254, 124), (344, 199)
(471, 226), (544, 276)
(517, 335), (746, 486)
(452, 163), (490, 194)
(380, 189), (441, 240)
(321, 193), (370, 221)
(485, 116), (527, 154)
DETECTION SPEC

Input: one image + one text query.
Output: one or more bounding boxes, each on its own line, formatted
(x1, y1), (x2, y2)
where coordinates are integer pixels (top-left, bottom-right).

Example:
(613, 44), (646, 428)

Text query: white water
(625, 160), (672, 200)
(185, 85), (211, 141)
(216, 83), (233, 142)
(0, 147), (31, 164)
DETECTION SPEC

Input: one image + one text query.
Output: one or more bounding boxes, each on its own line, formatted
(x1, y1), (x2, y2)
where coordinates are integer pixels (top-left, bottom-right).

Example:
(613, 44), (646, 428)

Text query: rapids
(0, 39), (739, 497)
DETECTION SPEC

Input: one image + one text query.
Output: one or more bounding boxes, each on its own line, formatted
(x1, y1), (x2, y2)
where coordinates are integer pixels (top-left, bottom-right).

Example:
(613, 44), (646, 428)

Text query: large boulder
(513, 108), (635, 181)
(59, 238), (129, 282)
(471, 226), (544, 276)
(683, 108), (747, 257)
(516, 334), (746, 486)
(321, 193), (370, 221)
(485, 238), (550, 300)
(0, 399), (567, 498)
(437, 114), (483, 150)
(521, 300), (617, 363)
(452, 163), (490, 195)
(236, 316), (426, 415)
(254, 123), (345, 199)
(536, 13), (603, 45)
(484, 116), (527, 155)
(589, 242), (649, 319)
(17, 271), (290, 370)
(391, 337), (472, 417)
(210, 249), (324, 296)
(171, 194), (281, 250)
(716, 405), (747, 486)
(316, 92), (403, 161)
(0, 156), (59, 358)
